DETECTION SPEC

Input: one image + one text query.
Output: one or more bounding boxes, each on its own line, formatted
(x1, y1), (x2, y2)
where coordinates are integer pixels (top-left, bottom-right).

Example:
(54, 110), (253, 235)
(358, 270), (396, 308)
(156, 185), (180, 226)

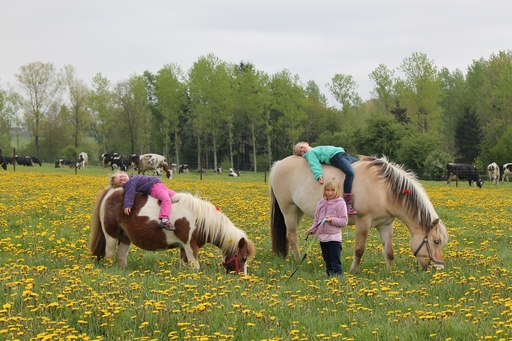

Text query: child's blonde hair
(323, 177), (342, 199)
(109, 171), (127, 188)
(293, 142), (307, 156)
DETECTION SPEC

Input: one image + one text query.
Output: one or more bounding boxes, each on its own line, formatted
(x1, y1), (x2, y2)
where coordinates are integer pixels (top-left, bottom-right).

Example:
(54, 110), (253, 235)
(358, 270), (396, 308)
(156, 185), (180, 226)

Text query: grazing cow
(171, 163), (178, 173)
(179, 164), (189, 174)
(130, 154), (140, 172)
(138, 153), (172, 179)
(55, 159), (76, 168)
(228, 168), (240, 177)
(110, 154), (132, 171)
(502, 163), (512, 182)
(77, 152), (88, 169)
(487, 162), (500, 185)
(15, 156), (34, 167)
(31, 156), (42, 166)
(446, 163), (483, 188)
(214, 167), (222, 174)
(101, 152), (119, 169)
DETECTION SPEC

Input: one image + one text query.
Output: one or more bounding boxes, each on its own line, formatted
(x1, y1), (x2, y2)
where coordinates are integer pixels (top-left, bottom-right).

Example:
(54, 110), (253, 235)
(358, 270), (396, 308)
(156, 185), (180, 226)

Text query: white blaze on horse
(487, 162), (500, 185)
(90, 188), (255, 274)
(270, 155), (448, 274)
(138, 153), (172, 179)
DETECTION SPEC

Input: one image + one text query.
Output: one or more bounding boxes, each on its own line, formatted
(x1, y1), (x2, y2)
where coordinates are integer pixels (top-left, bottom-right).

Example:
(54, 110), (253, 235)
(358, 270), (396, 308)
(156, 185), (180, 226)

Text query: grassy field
(0, 164), (511, 341)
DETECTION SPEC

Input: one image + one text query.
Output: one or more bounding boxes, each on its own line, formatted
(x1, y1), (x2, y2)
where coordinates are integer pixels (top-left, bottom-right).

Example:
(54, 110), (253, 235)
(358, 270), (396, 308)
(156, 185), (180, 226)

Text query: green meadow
(0, 165), (511, 341)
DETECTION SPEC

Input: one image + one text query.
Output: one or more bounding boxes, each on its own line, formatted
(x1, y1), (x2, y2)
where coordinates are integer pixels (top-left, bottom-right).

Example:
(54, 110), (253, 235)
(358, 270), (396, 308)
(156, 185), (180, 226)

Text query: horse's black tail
(270, 186), (289, 258)
(89, 189), (108, 260)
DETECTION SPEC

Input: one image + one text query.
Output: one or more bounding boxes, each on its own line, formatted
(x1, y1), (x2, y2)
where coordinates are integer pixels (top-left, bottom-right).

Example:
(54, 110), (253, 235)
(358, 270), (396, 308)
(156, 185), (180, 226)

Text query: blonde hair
(109, 171), (128, 188)
(323, 177), (342, 199)
(293, 142), (307, 156)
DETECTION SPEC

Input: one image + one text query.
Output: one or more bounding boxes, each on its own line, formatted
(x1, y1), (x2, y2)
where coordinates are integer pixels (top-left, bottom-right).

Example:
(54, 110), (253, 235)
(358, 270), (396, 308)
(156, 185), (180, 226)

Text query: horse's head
(411, 218), (448, 271)
(222, 237), (255, 275)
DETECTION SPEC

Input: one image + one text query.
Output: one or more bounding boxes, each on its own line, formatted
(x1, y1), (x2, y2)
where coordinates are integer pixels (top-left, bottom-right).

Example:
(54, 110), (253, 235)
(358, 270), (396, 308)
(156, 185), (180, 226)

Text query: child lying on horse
(110, 171), (177, 230)
(294, 142), (358, 215)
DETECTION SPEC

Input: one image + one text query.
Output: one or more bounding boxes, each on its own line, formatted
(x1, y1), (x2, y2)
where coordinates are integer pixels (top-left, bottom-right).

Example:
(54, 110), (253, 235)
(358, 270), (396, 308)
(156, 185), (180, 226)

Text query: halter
(413, 236), (444, 270)
(222, 248), (244, 274)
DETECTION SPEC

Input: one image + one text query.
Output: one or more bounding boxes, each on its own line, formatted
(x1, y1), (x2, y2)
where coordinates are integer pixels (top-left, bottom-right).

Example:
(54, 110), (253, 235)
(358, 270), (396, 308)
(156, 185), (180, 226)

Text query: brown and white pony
(270, 155), (449, 274)
(90, 188), (255, 274)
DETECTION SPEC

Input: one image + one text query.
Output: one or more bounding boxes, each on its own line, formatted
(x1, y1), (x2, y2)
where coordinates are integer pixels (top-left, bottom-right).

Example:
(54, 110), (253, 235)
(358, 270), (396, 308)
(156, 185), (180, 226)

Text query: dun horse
(270, 155), (448, 273)
(90, 188), (255, 274)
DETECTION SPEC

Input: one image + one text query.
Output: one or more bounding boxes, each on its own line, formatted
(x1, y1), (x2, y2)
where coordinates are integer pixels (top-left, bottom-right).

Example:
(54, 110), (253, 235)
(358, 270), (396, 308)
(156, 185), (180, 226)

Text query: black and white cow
(101, 153), (119, 169)
(178, 164), (189, 174)
(15, 156), (34, 167)
(55, 159), (76, 168)
(228, 168), (240, 177)
(502, 163), (512, 182)
(138, 153), (172, 179)
(130, 154), (140, 172)
(487, 162), (500, 185)
(446, 163), (483, 188)
(77, 152), (88, 169)
(31, 156), (42, 166)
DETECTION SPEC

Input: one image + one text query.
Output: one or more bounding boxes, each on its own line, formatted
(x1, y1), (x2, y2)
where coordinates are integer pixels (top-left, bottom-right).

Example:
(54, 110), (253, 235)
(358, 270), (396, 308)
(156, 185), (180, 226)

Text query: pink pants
(150, 183), (177, 219)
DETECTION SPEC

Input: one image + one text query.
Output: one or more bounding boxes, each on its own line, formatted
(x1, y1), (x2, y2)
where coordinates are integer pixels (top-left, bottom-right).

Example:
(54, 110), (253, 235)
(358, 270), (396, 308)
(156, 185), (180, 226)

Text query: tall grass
(0, 164), (511, 340)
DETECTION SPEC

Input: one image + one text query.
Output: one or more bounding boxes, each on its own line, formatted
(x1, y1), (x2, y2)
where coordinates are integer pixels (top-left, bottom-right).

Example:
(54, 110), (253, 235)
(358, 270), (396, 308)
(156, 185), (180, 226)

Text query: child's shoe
(160, 219), (175, 231)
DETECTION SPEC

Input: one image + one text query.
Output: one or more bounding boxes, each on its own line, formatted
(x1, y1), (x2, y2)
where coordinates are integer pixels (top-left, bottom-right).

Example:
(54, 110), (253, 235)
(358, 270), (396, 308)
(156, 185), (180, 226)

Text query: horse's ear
(238, 238), (247, 248)
(431, 218), (439, 228)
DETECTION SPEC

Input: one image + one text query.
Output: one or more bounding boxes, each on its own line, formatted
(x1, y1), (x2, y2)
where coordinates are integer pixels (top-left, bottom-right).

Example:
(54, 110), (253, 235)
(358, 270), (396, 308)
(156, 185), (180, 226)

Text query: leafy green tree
(354, 114), (407, 159)
(188, 54), (233, 170)
(233, 62), (270, 172)
(454, 108), (482, 163)
(396, 133), (443, 173)
(369, 64), (396, 114)
(398, 52), (444, 134)
(114, 74), (152, 154)
(0, 89), (15, 151)
(10, 61), (62, 155)
(154, 64), (187, 164)
(88, 73), (116, 155)
(62, 65), (90, 150)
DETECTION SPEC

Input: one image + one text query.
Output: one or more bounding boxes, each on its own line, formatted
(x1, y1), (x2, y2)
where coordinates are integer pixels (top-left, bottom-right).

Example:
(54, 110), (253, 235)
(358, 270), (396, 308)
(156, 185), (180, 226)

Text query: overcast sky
(1, 0), (511, 106)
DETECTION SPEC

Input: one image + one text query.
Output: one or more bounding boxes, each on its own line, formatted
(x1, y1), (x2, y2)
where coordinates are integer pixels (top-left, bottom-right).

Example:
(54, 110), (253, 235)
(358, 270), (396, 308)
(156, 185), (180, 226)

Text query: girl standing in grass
(306, 177), (348, 277)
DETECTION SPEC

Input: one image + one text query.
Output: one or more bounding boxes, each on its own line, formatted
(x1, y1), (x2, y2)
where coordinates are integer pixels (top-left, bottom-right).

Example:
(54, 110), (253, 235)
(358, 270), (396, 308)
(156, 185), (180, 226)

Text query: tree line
(1, 50), (511, 178)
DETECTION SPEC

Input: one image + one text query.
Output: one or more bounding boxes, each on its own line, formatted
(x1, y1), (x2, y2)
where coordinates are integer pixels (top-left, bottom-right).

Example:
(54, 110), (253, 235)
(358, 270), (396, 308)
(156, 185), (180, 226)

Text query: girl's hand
(318, 176), (324, 184)
(325, 216), (332, 223)
(124, 207), (131, 215)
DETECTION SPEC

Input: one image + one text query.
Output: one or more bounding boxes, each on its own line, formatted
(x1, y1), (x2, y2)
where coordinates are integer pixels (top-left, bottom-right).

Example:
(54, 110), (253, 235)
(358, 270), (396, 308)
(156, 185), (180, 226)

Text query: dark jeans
(330, 152), (355, 193)
(320, 241), (343, 277)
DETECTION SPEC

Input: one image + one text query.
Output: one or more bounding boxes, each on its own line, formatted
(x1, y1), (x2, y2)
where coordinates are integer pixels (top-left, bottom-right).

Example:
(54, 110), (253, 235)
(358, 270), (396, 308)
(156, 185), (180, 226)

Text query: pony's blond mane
(361, 156), (447, 243)
(172, 192), (248, 254)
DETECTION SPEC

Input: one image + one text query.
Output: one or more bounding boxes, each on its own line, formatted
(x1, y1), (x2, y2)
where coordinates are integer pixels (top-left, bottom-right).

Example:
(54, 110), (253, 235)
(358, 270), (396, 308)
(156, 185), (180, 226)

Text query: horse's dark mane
(361, 156), (436, 232)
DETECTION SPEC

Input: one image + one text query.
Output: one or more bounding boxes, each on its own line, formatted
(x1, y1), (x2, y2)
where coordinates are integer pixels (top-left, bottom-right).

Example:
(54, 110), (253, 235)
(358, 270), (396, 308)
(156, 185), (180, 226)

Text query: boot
(343, 193), (358, 215)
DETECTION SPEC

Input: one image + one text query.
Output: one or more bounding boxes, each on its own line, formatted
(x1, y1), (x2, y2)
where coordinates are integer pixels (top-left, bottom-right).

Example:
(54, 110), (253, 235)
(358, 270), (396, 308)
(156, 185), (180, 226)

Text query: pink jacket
(307, 197), (348, 243)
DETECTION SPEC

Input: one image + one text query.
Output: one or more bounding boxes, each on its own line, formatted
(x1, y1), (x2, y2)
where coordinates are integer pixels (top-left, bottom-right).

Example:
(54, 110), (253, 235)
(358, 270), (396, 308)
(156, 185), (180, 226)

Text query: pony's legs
(350, 216), (371, 274)
(180, 245), (200, 270)
(116, 241), (131, 267)
(104, 234), (118, 261)
(376, 223), (395, 268)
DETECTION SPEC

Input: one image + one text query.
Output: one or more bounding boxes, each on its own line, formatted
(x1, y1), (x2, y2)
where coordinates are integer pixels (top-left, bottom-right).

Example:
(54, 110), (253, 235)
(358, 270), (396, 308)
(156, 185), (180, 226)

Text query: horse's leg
(283, 206), (304, 259)
(376, 222), (395, 269)
(180, 242), (200, 270)
(104, 234), (118, 261)
(350, 216), (371, 274)
(116, 241), (131, 267)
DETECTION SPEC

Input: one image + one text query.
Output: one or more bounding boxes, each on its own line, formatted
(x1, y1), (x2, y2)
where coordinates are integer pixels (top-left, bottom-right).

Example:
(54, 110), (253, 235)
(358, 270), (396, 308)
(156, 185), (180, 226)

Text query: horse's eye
(242, 258), (247, 262)
(433, 240), (440, 245)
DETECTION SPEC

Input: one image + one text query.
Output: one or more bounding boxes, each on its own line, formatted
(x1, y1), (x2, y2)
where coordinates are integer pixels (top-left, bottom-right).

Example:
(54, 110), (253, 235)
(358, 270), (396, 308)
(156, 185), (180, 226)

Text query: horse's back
(270, 155), (391, 218)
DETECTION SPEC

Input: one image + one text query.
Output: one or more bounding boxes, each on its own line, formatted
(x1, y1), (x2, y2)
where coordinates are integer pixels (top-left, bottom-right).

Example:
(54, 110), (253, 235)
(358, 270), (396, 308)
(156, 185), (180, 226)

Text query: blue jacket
(123, 175), (162, 210)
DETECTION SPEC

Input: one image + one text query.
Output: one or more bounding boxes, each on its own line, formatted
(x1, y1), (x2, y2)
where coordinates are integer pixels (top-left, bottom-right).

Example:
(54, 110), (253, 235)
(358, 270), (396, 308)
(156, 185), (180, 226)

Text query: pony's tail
(89, 189), (108, 261)
(270, 186), (289, 257)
